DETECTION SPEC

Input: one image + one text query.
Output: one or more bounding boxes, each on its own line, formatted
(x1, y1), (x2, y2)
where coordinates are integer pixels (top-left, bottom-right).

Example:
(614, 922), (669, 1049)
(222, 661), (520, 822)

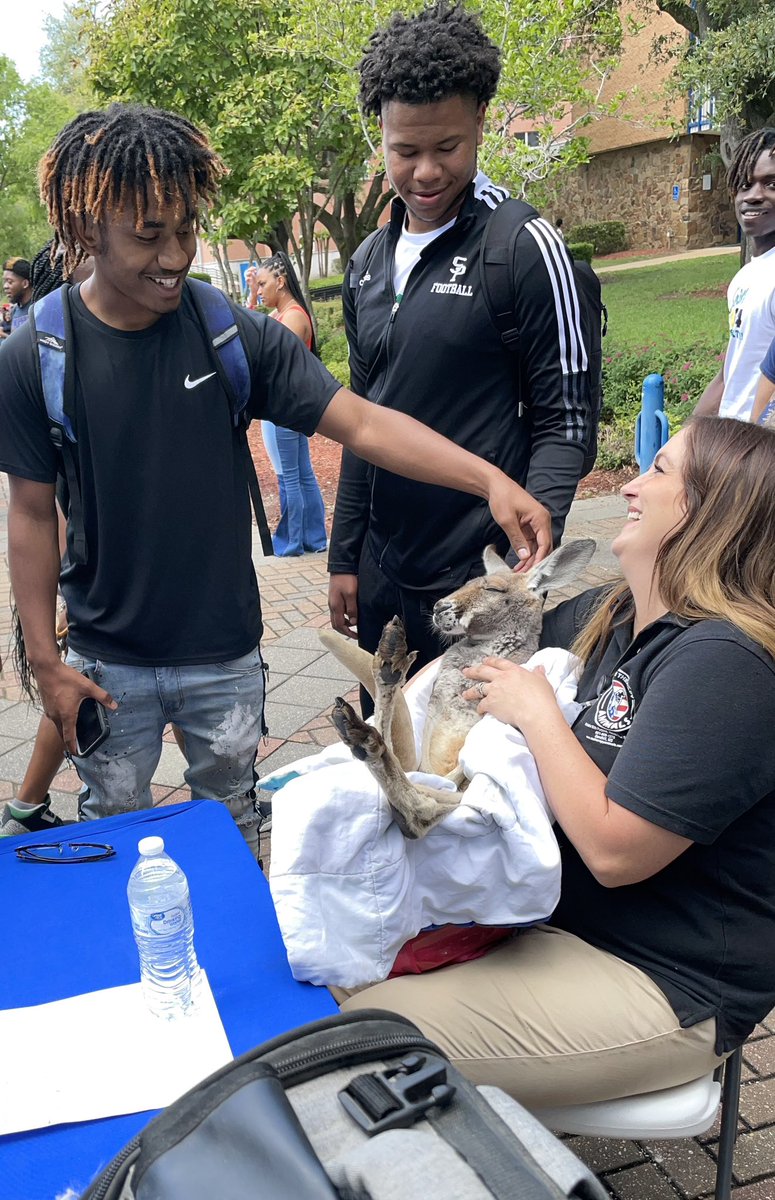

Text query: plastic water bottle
(127, 836), (201, 1019)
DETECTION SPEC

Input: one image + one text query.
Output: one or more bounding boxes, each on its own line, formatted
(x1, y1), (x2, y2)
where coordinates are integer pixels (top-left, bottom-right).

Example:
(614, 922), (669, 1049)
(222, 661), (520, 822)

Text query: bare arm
(317, 388), (552, 569)
(462, 658), (691, 887)
(7, 476), (115, 752)
(693, 367), (724, 416)
(751, 372), (775, 425)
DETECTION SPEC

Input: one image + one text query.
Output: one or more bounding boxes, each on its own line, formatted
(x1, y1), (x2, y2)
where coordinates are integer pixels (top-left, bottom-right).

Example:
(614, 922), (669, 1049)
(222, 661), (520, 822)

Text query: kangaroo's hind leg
(372, 617), (418, 765)
(331, 698), (459, 839)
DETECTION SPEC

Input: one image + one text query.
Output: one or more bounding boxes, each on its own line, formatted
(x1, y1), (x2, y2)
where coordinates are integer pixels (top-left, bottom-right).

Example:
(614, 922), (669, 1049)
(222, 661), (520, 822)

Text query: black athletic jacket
(328, 173), (591, 593)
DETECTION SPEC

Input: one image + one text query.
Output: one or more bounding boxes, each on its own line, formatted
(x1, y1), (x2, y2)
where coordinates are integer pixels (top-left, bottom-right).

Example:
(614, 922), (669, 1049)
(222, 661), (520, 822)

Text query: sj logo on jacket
(431, 256), (474, 298)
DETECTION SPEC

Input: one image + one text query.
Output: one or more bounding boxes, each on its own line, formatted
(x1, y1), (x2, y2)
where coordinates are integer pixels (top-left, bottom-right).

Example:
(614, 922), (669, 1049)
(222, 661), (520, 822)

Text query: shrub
(596, 341), (723, 468)
(188, 270), (213, 283)
(568, 241), (594, 264)
(568, 221), (627, 255)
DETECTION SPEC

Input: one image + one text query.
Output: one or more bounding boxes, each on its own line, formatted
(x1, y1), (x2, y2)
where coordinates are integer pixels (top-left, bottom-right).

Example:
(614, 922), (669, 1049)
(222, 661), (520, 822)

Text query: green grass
(602, 253), (733, 349)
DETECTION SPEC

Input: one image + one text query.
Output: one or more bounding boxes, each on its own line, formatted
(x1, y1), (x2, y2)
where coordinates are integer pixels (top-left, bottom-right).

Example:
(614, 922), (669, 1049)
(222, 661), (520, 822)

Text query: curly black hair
(358, 2), (501, 117)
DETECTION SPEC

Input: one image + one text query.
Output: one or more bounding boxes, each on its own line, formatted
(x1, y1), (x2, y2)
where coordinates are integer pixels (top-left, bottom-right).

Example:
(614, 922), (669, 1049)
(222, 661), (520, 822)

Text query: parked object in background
(127, 837), (201, 1019)
(635, 373), (669, 471)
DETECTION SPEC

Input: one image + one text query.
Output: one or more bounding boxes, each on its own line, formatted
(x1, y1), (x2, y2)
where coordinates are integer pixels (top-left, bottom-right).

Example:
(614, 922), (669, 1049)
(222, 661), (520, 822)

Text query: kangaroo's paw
(374, 616), (418, 689)
(331, 697), (387, 764)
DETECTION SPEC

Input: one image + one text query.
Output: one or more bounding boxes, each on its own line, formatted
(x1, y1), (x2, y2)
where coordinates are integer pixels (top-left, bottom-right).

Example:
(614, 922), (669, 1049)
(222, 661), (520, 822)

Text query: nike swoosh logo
(184, 372), (216, 389)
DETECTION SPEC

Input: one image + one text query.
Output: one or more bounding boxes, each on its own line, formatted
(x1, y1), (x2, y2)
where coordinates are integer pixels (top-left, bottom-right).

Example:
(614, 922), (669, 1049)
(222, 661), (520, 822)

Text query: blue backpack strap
(30, 285), (88, 565)
(186, 278), (273, 556)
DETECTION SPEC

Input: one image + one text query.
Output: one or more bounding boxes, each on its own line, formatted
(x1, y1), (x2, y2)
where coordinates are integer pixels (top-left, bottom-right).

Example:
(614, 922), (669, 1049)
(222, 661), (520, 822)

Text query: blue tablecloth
(0, 799), (337, 1200)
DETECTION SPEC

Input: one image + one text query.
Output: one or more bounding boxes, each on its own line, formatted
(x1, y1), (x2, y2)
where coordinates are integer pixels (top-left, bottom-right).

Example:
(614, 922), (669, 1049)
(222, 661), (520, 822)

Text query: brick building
(550, 0), (737, 253)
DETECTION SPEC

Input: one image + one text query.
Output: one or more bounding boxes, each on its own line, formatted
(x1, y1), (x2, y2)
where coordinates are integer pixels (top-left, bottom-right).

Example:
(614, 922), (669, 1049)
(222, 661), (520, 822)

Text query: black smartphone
(75, 672), (110, 758)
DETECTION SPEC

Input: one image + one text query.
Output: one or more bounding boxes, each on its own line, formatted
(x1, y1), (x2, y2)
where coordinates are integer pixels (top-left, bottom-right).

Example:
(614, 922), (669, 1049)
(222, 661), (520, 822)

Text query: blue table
(0, 799), (337, 1200)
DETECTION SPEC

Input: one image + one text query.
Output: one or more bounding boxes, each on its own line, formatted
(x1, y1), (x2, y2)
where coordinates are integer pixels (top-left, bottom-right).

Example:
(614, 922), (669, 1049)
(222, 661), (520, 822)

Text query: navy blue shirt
(540, 588), (775, 1054)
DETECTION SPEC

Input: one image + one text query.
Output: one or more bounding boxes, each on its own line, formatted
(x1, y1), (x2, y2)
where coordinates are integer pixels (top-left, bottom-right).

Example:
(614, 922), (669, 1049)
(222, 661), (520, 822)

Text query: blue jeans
(270, 424), (328, 556)
(66, 647), (267, 846)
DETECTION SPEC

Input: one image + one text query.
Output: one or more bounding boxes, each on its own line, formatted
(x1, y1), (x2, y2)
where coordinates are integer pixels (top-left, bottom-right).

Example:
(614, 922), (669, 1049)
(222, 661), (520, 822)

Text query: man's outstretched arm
(317, 388), (552, 570)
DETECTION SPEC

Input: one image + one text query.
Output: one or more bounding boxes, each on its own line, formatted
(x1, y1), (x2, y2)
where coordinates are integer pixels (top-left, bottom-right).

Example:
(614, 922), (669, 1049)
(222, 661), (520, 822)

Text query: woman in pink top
(254, 253), (328, 555)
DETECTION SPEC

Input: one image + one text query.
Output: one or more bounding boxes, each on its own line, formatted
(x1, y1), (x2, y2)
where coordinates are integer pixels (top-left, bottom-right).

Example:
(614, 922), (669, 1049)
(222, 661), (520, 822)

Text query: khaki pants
(334, 925), (724, 1108)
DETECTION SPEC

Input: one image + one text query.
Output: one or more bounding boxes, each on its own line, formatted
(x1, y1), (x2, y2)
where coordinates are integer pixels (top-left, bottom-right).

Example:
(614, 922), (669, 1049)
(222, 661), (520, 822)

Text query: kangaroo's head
(432, 539), (596, 644)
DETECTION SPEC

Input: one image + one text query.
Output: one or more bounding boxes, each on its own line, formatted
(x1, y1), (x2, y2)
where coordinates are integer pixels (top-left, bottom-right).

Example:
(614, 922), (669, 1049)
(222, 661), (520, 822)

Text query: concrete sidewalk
(0, 476), (773, 1197)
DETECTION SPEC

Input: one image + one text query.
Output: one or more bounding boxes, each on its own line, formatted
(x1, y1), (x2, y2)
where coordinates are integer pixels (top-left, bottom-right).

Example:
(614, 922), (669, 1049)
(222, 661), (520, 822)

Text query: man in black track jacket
(328, 4), (592, 697)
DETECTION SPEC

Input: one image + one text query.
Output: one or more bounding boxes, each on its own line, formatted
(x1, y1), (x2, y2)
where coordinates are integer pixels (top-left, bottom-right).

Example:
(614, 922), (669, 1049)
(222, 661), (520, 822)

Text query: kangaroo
(322, 538), (596, 839)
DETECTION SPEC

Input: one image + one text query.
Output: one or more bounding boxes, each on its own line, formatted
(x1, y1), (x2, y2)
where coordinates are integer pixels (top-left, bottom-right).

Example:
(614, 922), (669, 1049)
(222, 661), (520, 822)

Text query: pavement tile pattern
(0, 471), (772, 1196)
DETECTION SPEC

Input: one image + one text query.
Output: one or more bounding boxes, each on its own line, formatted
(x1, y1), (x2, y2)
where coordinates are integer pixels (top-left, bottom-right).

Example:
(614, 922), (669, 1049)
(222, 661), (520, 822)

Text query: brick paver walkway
(0, 473), (772, 1196)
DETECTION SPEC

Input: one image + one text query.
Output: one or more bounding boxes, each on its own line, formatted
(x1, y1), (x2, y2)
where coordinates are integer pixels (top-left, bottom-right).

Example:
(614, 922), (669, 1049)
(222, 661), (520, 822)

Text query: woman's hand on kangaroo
(486, 477), (552, 571)
(462, 657), (559, 732)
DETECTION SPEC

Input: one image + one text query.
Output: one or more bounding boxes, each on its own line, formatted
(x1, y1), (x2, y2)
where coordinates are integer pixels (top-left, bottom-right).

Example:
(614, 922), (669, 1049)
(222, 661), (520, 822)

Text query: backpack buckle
(338, 1053), (456, 1135)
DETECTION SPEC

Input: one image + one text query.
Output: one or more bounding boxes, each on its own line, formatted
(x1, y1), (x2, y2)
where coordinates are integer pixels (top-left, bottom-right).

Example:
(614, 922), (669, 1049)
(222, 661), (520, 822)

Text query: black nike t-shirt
(0, 286), (340, 664)
(540, 589), (775, 1053)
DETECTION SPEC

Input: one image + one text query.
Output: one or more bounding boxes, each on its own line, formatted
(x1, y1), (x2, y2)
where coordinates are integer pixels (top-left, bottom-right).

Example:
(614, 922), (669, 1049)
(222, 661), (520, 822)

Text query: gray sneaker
(0, 795), (75, 838)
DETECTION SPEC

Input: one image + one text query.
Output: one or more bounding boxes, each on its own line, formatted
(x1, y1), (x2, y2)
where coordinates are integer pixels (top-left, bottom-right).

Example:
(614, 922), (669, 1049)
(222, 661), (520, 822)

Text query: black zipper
(271, 1031), (441, 1086)
(87, 1133), (142, 1200)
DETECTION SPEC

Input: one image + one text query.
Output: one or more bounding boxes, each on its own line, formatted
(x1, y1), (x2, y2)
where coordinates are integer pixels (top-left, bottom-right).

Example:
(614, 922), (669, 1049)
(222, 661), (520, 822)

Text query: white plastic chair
(532, 1046), (742, 1200)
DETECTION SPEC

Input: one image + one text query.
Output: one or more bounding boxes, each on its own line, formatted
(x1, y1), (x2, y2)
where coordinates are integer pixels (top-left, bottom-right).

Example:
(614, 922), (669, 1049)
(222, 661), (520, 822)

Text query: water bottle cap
(138, 836), (165, 856)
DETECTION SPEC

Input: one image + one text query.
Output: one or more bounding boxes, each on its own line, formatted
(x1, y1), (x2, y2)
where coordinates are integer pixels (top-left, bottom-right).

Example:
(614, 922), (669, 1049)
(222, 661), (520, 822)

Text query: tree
(84, 0), (625, 288)
(649, 1), (775, 162)
(0, 57), (78, 259)
(39, 2), (98, 109)
(284, 0), (626, 205)
(85, 0), (375, 290)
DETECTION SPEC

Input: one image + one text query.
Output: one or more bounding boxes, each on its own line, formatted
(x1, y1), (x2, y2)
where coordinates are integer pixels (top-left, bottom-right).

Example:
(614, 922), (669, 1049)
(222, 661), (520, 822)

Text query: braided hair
(38, 103), (226, 276)
(260, 252), (318, 356)
(30, 240), (65, 302)
(728, 128), (775, 197)
(358, 2), (501, 117)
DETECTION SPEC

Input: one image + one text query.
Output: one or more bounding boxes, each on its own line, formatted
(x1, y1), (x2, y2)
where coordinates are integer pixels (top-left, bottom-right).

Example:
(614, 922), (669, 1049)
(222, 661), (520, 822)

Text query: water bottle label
(148, 907), (185, 935)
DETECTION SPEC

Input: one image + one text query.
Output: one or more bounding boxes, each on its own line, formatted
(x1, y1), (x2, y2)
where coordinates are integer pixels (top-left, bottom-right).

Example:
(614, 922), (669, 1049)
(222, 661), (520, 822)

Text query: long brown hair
(574, 418), (775, 663)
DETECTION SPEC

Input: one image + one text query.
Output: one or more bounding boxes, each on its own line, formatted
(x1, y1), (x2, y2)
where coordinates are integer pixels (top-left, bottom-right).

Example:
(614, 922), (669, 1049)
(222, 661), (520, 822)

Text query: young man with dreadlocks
(328, 4), (592, 702)
(696, 128), (775, 421)
(0, 102), (550, 848)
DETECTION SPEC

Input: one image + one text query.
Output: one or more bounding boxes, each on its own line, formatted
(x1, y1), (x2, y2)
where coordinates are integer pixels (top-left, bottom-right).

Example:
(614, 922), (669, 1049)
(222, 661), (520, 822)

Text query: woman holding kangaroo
(338, 417), (775, 1109)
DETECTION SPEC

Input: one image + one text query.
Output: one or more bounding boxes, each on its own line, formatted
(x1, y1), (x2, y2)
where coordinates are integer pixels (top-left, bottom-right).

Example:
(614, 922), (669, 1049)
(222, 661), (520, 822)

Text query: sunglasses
(15, 841), (115, 864)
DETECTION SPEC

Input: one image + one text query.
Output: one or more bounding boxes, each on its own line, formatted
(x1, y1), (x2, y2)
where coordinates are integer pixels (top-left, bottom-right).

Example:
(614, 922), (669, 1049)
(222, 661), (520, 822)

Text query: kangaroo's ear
(482, 544), (512, 576)
(526, 539), (596, 594)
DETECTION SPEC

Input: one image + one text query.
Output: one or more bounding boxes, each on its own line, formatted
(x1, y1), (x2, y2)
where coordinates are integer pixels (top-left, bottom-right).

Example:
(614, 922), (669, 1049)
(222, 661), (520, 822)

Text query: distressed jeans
(66, 647), (267, 850)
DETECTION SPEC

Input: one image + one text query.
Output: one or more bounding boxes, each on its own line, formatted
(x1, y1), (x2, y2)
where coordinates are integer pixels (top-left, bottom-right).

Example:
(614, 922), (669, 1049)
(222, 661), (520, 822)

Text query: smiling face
(612, 430), (688, 577)
(381, 94), (485, 233)
(77, 197), (196, 330)
(734, 148), (775, 256)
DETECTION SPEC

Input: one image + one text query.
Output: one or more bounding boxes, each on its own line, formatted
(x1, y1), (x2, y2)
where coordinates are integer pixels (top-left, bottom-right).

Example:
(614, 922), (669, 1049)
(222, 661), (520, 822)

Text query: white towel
(268, 648), (581, 987)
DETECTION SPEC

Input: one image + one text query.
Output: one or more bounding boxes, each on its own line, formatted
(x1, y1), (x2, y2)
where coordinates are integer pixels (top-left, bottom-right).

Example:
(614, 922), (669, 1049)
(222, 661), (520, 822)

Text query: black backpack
(480, 198), (607, 478)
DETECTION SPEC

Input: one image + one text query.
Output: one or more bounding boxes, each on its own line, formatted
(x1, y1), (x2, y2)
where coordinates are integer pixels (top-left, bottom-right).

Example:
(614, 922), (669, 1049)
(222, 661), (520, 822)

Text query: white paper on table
(0, 971), (233, 1134)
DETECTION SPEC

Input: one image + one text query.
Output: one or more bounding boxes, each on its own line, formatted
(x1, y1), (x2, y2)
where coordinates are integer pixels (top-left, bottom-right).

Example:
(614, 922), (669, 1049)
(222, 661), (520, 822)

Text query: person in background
(555, 217), (566, 242)
(695, 129), (775, 422)
(1, 258), (33, 338)
(254, 252), (328, 556)
(750, 333), (775, 426)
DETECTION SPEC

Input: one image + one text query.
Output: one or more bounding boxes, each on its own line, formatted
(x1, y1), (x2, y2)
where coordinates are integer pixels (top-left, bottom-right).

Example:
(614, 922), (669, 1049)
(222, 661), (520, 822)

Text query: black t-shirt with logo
(0, 286), (340, 665)
(539, 588), (775, 1053)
